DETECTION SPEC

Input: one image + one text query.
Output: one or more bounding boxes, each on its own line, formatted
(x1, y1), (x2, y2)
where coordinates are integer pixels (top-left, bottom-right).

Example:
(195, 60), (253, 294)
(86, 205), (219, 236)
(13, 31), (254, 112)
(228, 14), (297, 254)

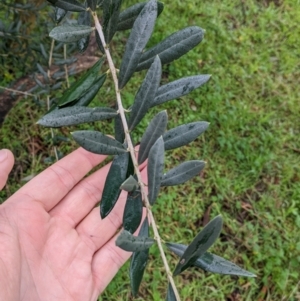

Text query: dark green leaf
(102, 0), (123, 44)
(147, 136), (164, 205)
(117, 1), (164, 31)
(74, 74), (107, 106)
(114, 113), (125, 143)
(47, 0), (85, 12)
(116, 230), (155, 252)
(87, 0), (97, 11)
(130, 217), (150, 297)
(136, 26), (204, 71)
(100, 152), (129, 218)
(38, 107), (117, 128)
(50, 58), (104, 110)
(161, 160), (205, 186)
(123, 190), (143, 233)
(71, 130), (127, 155)
(77, 36), (90, 53)
(54, 7), (67, 23)
(166, 243), (256, 277)
(166, 283), (176, 301)
(118, 0), (158, 89)
(129, 56), (162, 130)
(121, 175), (139, 192)
(49, 25), (94, 43)
(77, 8), (92, 52)
(138, 110), (168, 165)
(153, 75), (211, 107)
(163, 121), (209, 151)
(173, 215), (223, 276)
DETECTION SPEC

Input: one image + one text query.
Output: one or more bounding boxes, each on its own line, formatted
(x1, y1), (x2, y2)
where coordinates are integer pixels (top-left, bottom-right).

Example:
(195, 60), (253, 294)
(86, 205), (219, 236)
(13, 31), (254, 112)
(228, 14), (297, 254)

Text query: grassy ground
(1, 0), (299, 300)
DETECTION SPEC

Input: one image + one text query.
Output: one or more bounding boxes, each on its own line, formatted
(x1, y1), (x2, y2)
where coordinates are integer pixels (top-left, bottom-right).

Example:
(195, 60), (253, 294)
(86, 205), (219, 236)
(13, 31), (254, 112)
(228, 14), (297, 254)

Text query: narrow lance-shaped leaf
(116, 230), (155, 252)
(123, 190), (143, 234)
(129, 56), (162, 131)
(71, 130), (127, 155)
(74, 74), (107, 107)
(136, 26), (204, 71)
(130, 217), (150, 297)
(114, 113), (125, 143)
(50, 57), (105, 110)
(163, 121), (209, 151)
(103, 0), (123, 44)
(47, 0), (85, 12)
(49, 24), (94, 43)
(161, 160), (205, 187)
(173, 215), (223, 276)
(38, 107), (117, 128)
(138, 110), (168, 165)
(54, 7), (67, 24)
(166, 243), (256, 277)
(147, 136), (164, 205)
(152, 75), (211, 107)
(118, 0), (157, 89)
(166, 283), (176, 301)
(77, 9), (92, 53)
(100, 152), (129, 218)
(117, 1), (164, 31)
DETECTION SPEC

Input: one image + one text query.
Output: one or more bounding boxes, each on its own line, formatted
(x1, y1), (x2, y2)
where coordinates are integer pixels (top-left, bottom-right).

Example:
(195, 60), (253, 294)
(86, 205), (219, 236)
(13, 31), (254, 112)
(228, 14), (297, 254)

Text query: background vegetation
(0, 0), (299, 300)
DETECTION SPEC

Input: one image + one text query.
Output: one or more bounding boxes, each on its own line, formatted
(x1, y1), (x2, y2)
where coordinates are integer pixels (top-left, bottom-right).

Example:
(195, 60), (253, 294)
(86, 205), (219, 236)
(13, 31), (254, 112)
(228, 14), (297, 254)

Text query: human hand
(0, 147), (147, 301)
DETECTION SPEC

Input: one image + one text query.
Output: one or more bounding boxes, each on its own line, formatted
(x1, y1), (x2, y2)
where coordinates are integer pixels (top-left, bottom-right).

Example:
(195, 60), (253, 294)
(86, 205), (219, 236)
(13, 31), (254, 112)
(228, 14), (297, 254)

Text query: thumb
(0, 149), (14, 190)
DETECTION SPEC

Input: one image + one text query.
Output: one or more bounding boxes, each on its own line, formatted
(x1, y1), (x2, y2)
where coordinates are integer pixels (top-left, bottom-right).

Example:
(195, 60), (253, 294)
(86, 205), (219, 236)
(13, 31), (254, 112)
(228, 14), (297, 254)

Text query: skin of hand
(0, 147), (148, 301)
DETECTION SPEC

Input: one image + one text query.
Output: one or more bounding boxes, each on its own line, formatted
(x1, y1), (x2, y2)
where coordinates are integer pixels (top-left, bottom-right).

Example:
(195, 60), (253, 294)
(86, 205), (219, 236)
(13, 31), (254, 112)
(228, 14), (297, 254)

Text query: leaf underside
(71, 130), (127, 155)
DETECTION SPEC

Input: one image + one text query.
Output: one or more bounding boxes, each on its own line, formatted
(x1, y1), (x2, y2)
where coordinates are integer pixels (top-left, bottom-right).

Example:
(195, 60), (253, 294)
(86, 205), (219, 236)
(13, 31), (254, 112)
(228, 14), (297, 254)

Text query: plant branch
(47, 38), (59, 162)
(92, 12), (181, 301)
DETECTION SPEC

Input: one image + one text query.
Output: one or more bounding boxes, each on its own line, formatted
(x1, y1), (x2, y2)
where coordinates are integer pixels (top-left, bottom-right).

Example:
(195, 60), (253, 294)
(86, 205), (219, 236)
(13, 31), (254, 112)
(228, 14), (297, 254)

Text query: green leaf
(166, 243), (256, 277)
(116, 230), (155, 252)
(47, 0), (85, 12)
(54, 7), (67, 23)
(147, 136), (164, 205)
(163, 121), (209, 151)
(71, 130), (127, 155)
(129, 56), (162, 130)
(87, 0), (97, 11)
(121, 175), (139, 192)
(153, 75), (211, 107)
(161, 160), (205, 186)
(118, 0), (158, 89)
(166, 283), (176, 301)
(49, 24), (94, 43)
(100, 152), (129, 218)
(138, 110), (168, 165)
(117, 1), (164, 31)
(130, 217), (150, 297)
(173, 215), (223, 276)
(123, 190), (143, 233)
(114, 113), (125, 143)
(102, 0), (123, 44)
(37, 107), (117, 128)
(136, 26), (204, 71)
(77, 9), (92, 53)
(74, 74), (107, 106)
(50, 58), (104, 110)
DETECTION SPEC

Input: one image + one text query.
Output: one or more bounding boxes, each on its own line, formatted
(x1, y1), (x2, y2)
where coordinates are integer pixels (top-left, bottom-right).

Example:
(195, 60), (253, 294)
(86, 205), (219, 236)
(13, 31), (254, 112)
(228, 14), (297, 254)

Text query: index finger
(9, 148), (107, 211)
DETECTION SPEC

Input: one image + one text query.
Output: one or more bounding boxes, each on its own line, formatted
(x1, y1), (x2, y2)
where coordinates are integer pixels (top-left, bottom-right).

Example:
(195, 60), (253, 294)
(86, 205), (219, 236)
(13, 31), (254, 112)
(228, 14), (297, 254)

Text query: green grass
(1, 0), (300, 300)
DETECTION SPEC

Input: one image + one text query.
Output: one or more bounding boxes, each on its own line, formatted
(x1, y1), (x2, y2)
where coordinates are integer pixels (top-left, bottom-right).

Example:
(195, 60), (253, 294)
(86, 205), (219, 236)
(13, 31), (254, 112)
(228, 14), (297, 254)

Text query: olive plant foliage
(39, 0), (256, 299)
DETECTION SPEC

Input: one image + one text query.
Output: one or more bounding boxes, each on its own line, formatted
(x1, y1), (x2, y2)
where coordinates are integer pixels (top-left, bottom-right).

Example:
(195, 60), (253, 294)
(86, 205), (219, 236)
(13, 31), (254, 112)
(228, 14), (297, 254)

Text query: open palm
(0, 148), (147, 301)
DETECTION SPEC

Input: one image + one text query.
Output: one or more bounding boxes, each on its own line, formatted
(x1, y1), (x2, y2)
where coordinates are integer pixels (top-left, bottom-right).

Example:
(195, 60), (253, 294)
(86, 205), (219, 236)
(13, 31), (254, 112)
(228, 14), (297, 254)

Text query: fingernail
(0, 149), (8, 163)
